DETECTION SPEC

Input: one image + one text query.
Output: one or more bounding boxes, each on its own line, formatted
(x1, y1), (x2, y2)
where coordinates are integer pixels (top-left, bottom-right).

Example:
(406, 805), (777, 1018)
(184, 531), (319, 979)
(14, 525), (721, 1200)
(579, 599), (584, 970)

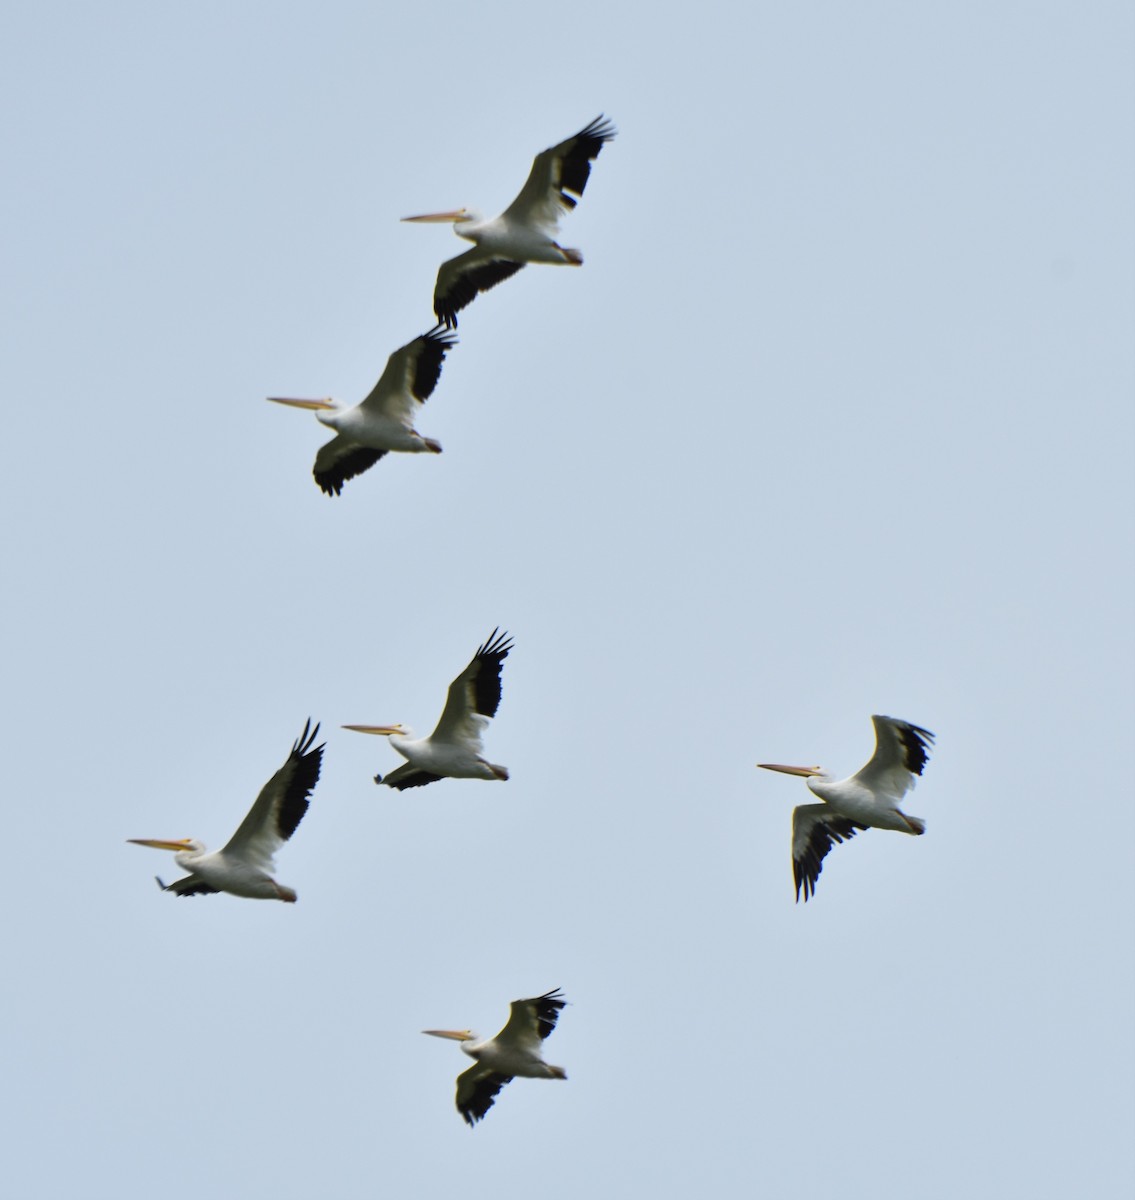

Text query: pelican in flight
(343, 629), (512, 790)
(268, 327), (456, 495)
(759, 715), (935, 902)
(403, 115), (617, 328)
(424, 989), (568, 1126)
(128, 720), (324, 902)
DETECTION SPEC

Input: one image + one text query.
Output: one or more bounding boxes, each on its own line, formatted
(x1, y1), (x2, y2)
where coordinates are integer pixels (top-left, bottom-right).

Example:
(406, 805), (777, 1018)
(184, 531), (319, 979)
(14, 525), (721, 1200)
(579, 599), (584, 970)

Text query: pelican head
(127, 837), (205, 855)
(756, 763), (825, 777)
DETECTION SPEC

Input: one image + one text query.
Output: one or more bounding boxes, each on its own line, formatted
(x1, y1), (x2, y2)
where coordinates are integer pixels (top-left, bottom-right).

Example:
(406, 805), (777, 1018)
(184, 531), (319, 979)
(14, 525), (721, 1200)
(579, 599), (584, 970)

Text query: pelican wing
(222, 720), (324, 873)
(496, 989), (567, 1052)
(455, 1063), (512, 1127)
(792, 804), (866, 903)
(434, 249), (525, 329)
(431, 629), (513, 744)
(379, 764), (444, 791)
(156, 874), (221, 897)
(358, 328), (457, 425)
(851, 715), (936, 800)
(313, 437), (387, 496)
(501, 116), (617, 230)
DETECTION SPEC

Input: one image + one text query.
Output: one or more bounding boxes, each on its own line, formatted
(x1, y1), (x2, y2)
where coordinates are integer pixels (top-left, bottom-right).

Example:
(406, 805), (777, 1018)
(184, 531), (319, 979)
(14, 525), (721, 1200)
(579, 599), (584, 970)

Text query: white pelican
(424, 989), (568, 1126)
(403, 115), (617, 328)
(343, 628), (512, 790)
(267, 327), (456, 495)
(759, 715), (935, 902)
(127, 720), (323, 902)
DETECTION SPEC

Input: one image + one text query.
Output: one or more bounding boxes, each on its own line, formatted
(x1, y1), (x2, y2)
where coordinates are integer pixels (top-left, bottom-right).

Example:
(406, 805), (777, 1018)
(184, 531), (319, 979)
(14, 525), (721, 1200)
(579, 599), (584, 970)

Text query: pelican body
(268, 327), (455, 495)
(759, 715), (935, 902)
(344, 628), (512, 790)
(425, 989), (568, 1126)
(128, 719), (324, 902)
(403, 116), (616, 328)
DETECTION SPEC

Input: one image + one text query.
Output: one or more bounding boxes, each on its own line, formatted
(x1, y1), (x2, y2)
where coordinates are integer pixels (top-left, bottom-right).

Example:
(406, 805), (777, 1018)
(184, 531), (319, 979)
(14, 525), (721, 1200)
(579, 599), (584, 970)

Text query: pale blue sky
(2, 2), (1133, 1197)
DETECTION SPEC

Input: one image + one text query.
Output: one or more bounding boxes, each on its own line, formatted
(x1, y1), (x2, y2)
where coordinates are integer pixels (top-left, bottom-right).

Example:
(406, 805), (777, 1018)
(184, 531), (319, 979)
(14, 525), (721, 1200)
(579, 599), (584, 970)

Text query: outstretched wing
(455, 1063), (512, 1127)
(501, 116), (617, 231)
(379, 763), (444, 792)
(792, 804), (866, 903)
(222, 720), (324, 873)
(358, 328), (457, 425)
(431, 629), (513, 745)
(496, 988), (567, 1053)
(851, 716), (936, 801)
(156, 874), (221, 898)
(434, 249), (525, 329)
(313, 437), (387, 496)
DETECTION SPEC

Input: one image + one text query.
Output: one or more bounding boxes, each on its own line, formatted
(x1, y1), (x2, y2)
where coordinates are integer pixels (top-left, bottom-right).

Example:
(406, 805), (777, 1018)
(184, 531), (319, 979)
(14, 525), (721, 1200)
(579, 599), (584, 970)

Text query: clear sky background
(2, 3), (1132, 1197)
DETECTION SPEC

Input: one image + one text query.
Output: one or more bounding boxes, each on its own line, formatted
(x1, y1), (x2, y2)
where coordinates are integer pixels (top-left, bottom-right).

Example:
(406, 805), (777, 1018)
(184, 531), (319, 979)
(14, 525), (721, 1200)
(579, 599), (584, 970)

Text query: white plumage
(343, 629), (513, 790)
(759, 715), (936, 901)
(424, 989), (568, 1126)
(402, 116), (616, 328)
(127, 720), (323, 902)
(268, 328), (455, 495)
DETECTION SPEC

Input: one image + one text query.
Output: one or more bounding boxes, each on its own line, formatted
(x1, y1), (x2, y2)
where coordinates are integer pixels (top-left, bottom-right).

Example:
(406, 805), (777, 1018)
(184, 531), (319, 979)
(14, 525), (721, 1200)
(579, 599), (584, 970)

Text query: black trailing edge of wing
(276, 719), (325, 842)
(435, 259), (525, 329)
(558, 115), (617, 206)
(530, 988), (567, 1041)
(385, 770), (444, 791)
(460, 1073), (513, 1127)
(894, 721), (935, 776)
(795, 817), (866, 904)
(471, 628), (513, 718)
(411, 327), (458, 401)
(315, 447), (388, 496)
(156, 875), (221, 898)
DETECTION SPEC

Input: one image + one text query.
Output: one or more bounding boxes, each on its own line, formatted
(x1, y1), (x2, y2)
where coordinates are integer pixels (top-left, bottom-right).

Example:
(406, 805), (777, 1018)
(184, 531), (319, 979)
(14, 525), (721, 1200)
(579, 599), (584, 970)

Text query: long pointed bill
(401, 209), (467, 223)
(342, 724), (404, 736)
(127, 838), (194, 852)
(266, 397), (336, 410)
(756, 763), (823, 777)
(422, 1029), (473, 1041)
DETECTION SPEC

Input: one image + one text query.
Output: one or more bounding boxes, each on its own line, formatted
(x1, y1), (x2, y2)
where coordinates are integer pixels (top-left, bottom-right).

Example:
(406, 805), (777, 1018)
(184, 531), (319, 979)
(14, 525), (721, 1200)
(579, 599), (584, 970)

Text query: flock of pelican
(129, 116), (939, 1126)
(269, 116), (616, 495)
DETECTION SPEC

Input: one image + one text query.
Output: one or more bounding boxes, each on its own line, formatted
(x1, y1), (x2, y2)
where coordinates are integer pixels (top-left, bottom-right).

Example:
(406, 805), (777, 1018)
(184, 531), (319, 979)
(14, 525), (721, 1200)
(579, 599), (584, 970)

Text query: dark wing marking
(457, 1067), (513, 1127)
(469, 627), (513, 718)
(157, 874), (221, 898)
(381, 764), (444, 791)
(434, 252), (525, 329)
(892, 720), (935, 776)
(528, 989), (567, 1041)
(313, 441), (387, 496)
(274, 719), (324, 842)
(793, 811), (866, 903)
(410, 327), (458, 401)
(224, 719), (324, 861)
(556, 115), (617, 208)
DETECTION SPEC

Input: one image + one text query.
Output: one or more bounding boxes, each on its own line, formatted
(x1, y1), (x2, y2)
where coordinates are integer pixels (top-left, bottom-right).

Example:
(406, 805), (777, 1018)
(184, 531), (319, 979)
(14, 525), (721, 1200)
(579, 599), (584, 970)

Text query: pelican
(759, 715), (936, 902)
(127, 719), (323, 902)
(267, 327), (456, 495)
(424, 989), (568, 1126)
(403, 115), (616, 328)
(343, 628), (512, 790)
